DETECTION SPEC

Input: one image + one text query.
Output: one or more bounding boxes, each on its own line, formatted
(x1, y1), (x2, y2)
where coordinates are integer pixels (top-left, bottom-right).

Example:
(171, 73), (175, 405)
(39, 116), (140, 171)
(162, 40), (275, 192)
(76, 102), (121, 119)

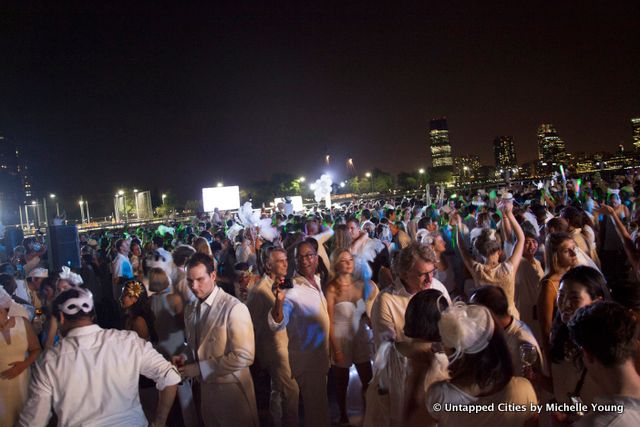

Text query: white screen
(274, 196), (304, 212)
(202, 186), (241, 212)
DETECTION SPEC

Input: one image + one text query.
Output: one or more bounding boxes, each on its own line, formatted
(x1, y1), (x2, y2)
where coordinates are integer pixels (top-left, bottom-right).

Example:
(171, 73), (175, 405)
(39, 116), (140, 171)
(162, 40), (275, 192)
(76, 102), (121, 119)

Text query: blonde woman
(325, 248), (378, 426)
(536, 232), (579, 358)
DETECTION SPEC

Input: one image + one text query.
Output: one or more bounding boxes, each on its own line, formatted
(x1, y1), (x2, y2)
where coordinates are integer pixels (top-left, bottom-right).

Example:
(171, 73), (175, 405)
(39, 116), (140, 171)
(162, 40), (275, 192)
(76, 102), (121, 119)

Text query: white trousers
(295, 370), (329, 427)
(199, 381), (258, 427)
(264, 351), (299, 427)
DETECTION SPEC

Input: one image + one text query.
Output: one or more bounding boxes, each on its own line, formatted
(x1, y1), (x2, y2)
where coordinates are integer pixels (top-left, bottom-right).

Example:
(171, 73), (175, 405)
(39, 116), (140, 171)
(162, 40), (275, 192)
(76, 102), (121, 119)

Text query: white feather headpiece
(59, 266), (83, 286)
(257, 218), (278, 242)
(438, 302), (495, 362)
(237, 202), (261, 227)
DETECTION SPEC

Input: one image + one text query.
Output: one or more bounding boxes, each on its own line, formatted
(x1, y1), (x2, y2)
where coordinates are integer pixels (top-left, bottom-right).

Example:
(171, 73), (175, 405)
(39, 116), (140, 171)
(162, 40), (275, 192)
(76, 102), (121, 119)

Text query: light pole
(133, 189), (140, 219)
(79, 200), (85, 224)
(162, 193), (167, 217)
(50, 194), (59, 216)
(32, 200), (41, 227)
(418, 168), (425, 190)
(85, 200), (91, 223)
(118, 190), (126, 223)
(365, 172), (373, 193)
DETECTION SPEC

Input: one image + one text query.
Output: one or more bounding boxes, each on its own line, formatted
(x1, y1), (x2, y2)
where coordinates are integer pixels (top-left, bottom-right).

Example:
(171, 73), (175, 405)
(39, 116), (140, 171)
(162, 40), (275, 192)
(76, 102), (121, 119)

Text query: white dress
(331, 300), (372, 368)
(150, 290), (186, 358)
(0, 317), (30, 427)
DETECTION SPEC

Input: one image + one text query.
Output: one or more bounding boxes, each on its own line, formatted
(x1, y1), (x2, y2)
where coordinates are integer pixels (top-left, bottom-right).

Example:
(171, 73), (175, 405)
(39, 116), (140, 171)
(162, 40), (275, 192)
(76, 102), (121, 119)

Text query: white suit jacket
(184, 287), (255, 387)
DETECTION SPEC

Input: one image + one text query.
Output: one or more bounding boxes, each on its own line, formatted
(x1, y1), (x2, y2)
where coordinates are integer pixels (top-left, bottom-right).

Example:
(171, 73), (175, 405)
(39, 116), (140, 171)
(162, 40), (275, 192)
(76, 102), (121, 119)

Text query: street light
(118, 190), (127, 223)
(417, 168), (425, 190)
(50, 193), (60, 216)
(299, 176), (305, 183)
(365, 172), (373, 193)
(162, 194), (167, 204)
(216, 182), (223, 187)
(133, 189), (140, 219)
(79, 200), (85, 224)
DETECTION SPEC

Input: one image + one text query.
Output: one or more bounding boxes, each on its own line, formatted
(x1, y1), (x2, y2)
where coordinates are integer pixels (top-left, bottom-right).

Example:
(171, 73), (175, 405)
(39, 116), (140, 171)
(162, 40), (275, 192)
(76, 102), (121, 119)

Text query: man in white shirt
(370, 242), (451, 348)
(18, 287), (180, 427)
(470, 285), (545, 376)
(570, 301), (640, 427)
(269, 241), (330, 427)
(111, 238), (133, 300)
(515, 232), (545, 344)
(246, 247), (299, 427)
(173, 253), (258, 427)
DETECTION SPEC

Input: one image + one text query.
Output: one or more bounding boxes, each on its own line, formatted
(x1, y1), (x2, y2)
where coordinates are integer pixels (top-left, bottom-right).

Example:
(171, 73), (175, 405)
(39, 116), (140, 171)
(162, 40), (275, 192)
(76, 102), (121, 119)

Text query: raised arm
(503, 202), (525, 271)
(598, 204), (640, 274)
(453, 213), (474, 274)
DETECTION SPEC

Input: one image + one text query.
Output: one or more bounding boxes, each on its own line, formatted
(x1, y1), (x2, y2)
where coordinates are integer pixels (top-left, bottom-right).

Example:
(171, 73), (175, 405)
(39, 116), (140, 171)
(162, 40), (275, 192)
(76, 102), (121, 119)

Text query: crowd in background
(2, 170), (640, 426)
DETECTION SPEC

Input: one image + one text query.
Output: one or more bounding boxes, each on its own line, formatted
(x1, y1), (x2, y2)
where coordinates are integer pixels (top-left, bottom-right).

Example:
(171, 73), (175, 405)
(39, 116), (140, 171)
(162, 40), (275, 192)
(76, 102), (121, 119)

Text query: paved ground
(253, 365), (366, 426)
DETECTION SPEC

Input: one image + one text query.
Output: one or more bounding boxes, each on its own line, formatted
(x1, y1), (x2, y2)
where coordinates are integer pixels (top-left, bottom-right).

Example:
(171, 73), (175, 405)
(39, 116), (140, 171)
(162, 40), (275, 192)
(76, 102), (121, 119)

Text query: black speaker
(47, 225), (81, 271)
(4, 227), (24, 256)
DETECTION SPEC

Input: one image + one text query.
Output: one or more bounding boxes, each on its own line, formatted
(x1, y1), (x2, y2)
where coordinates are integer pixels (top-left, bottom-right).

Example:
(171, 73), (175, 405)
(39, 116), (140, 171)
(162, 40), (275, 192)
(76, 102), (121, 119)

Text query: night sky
(1, 2), (639, 214)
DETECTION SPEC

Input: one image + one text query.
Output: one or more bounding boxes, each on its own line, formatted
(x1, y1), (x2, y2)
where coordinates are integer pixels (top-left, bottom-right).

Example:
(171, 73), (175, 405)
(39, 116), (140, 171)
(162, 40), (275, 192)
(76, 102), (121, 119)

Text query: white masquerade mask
(58, 288), (94, 315)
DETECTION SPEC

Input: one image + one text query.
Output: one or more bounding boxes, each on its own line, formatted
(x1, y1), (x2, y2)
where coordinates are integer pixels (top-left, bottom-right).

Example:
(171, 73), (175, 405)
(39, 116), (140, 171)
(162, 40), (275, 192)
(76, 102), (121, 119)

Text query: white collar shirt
(268, 274), (330, 376)
(371, 276), (451, 348)
(18, 324), (180, 427)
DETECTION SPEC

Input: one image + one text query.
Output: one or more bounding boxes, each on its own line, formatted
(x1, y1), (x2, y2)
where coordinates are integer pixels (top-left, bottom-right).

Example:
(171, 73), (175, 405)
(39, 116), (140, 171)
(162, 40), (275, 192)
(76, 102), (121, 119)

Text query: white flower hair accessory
(58, 288), (94, 315)
(438, 301), (495, 363)
(59, 266), (83, 286)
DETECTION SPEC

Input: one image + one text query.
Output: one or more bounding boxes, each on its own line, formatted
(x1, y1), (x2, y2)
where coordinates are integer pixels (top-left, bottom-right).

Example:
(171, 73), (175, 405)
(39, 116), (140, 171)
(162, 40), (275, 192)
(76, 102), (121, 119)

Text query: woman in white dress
(0, 287), (41, 427)
(326, 248), (378, 426)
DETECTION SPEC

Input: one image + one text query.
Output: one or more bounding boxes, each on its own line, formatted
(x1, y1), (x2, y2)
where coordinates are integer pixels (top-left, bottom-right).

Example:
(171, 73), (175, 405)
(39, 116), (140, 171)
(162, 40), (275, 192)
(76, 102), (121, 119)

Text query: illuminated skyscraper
(429, 118), (453, 168)
(537, 124), (567, 173)
(0, 134), (28, 222)
(493, 136), (517, 170)
(632, 117), (640, 151)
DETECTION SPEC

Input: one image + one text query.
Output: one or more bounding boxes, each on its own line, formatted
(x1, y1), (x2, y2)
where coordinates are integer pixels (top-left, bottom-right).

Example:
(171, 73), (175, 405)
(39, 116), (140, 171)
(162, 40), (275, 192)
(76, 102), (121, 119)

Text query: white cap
(27, 267), (49, 279)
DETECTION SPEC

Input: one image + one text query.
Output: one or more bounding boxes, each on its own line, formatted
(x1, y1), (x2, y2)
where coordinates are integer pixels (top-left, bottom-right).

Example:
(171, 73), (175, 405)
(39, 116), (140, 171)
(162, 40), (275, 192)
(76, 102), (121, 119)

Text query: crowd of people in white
(2, 172), (640, 426)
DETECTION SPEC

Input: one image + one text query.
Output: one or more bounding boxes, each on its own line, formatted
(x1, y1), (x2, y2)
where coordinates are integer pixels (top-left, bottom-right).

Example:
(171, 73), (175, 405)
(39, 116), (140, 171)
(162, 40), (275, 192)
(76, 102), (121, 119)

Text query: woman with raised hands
(454, 197), (525, 318)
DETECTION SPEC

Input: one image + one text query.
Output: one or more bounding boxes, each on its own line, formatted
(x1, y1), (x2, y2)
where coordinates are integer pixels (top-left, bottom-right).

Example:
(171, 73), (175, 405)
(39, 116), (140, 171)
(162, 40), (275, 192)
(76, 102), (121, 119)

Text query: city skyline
(1, 3), (638, 204)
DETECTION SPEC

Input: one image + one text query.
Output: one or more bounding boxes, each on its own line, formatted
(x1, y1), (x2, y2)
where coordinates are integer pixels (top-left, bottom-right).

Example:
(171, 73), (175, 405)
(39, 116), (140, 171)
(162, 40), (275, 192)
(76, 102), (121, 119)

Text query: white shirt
(268, 274), (330, 376)
(18, 324), (181, 427)
(575, 395), (640, 427)
(370, 277), (451, 347)
(515, 257), (544, 344)
(504, 317), (545, 376)
(112, 252), (133, 280)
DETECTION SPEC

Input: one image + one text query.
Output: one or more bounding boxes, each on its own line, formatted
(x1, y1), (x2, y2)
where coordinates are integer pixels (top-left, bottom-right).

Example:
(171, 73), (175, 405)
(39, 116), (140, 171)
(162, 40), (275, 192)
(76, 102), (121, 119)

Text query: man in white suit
(173, 253), (258, 427)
